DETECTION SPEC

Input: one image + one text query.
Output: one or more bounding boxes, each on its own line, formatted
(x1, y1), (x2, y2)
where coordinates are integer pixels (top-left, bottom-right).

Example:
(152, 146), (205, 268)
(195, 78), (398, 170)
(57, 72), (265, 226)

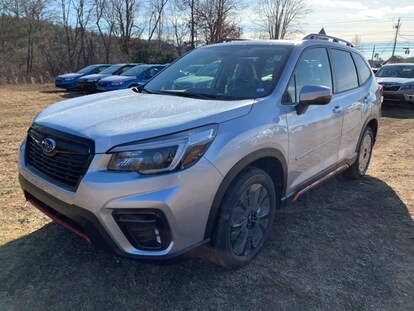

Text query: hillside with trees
(0, 0), (310, 84)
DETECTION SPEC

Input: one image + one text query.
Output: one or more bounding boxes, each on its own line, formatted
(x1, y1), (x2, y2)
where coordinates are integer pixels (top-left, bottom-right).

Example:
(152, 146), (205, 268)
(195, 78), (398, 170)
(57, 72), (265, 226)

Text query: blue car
(76, 63), (140, 92)
(54, 64), (111, 90)
(96, 64), (166, 91)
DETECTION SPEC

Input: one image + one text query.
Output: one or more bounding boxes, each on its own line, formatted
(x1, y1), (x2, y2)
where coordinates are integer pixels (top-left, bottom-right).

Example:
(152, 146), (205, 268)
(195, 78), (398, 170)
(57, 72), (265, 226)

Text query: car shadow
(1, 175), (414, 310)
(382, 101), (414, 119)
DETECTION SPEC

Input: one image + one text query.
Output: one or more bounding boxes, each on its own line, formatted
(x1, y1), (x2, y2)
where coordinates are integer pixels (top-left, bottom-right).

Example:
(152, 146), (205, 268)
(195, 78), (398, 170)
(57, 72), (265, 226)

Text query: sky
(242, 0), (414, 60)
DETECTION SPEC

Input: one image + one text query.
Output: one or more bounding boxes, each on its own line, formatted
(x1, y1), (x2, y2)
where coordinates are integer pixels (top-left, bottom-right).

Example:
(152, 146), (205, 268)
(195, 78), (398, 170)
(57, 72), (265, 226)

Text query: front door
(283, 47), (343, 193)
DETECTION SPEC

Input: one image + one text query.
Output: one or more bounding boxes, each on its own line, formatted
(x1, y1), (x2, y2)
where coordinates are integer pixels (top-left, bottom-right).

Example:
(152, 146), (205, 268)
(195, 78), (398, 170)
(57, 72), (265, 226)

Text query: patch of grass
(0, 86), (413, 310)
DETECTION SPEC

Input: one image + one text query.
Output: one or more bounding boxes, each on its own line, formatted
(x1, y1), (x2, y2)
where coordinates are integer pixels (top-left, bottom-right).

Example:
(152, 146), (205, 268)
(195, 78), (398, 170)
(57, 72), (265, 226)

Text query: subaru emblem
(41, 138), (56, 155)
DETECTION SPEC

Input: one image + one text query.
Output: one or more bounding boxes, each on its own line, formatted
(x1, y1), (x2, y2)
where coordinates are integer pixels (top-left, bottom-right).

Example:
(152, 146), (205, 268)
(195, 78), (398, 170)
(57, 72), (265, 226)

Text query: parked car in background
(55, 64), (111, 91)
(376, 63), (414, 104)
(173, 60), (221, 89)
(76, 63), (139, 92)
(96, 64), (166, 92)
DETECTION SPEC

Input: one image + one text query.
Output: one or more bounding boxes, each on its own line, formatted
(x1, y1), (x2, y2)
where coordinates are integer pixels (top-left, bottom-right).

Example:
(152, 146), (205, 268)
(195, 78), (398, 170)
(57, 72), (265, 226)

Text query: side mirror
(296, 85), (332, 115)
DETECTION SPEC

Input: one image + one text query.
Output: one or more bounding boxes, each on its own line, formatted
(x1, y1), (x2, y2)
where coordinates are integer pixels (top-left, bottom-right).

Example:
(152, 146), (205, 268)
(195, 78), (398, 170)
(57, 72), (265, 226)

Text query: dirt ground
(0, 84), (413, 310)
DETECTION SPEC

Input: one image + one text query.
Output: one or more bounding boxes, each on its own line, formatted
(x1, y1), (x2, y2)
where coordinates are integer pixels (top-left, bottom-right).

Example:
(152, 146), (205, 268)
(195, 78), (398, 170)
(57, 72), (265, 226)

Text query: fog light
(154, 228), (161, 244)
(113, 210), (171, 250)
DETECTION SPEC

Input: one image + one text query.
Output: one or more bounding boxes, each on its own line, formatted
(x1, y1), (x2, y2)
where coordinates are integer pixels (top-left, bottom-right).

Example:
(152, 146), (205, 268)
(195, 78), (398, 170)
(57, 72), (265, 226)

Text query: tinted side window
(331, 49), (358, 92)
(283, 48), (332, 104)
(353, 53), (372, 85)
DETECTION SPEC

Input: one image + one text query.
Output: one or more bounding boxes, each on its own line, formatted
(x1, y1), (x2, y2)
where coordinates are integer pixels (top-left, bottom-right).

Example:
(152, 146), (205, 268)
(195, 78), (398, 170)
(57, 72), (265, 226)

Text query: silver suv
(19, 34), (382, 268)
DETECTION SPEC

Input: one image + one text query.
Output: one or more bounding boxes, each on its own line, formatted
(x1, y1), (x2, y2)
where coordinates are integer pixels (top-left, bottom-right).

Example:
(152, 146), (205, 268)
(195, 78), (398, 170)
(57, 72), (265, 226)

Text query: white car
(376, 63), (414, 104)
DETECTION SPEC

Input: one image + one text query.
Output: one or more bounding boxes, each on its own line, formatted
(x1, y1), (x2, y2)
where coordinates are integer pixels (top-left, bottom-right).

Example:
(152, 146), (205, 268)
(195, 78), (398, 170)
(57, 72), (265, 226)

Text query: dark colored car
(96, 64), (166, 92)
(55, 64), (111, 91)
(76, 63), (140, 92)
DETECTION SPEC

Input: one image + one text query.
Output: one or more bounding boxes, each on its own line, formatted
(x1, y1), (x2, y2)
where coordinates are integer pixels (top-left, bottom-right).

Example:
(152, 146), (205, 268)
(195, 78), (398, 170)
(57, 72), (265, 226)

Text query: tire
(211, 167), (276, 269)
(346, 127), (374, 179)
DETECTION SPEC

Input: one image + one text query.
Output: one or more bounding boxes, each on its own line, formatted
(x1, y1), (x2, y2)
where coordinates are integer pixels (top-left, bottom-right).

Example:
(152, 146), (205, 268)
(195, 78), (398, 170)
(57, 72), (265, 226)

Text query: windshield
(144, 44), (292, 100)
(100, 65), (124, 74)
(77, 65), (98, 74)
(376, 65), (414, 78)
(121, 65), (148, 77)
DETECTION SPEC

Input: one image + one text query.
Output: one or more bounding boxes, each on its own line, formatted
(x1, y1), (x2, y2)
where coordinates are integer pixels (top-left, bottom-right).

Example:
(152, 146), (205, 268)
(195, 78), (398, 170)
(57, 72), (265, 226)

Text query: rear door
(330, 49), (372, 161)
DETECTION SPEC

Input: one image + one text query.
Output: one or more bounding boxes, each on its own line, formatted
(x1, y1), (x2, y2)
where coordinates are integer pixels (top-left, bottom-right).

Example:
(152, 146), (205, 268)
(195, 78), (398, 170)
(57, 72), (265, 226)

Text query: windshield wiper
(156, 90), (217, 100)
(134, 87), (156, 94)
(137, 88), (218, 99)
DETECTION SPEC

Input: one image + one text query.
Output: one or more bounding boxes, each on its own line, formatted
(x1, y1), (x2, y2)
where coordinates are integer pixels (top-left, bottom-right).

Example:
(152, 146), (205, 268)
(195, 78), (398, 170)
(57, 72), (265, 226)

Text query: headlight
(111, 81), (125, 86)
(402, 83), (414, 90)
(64, 77), (75, 81)
(87, 78), (99, 82)
(108, 125), (217, 174)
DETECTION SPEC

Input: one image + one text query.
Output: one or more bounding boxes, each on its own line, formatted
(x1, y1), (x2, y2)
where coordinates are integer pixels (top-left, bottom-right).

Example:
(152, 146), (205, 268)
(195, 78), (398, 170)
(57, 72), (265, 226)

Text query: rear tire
(346, 127), (374, 179)
(211, 167), (276, 269)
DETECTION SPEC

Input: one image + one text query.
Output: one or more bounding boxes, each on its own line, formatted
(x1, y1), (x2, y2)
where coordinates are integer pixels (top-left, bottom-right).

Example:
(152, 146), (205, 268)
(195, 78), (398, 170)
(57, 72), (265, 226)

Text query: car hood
(175, 75), (213, 84)
(57, 73), (83, 79)
(34, 89), (254, 152)
(79, 73), (111, 81)
(99, 76), (134, 83)
(376, 77), (414, 84)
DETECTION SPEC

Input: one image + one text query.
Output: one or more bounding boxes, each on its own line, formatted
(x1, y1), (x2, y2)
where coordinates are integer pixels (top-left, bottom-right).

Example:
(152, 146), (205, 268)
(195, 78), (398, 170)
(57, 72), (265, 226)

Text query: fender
(204, 148), (287, 239)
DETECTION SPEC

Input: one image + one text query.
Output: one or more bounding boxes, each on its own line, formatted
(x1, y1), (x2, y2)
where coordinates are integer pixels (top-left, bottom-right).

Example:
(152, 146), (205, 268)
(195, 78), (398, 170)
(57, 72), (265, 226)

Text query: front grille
(380, 83), (401, 92)
(25, 124), (94, 191)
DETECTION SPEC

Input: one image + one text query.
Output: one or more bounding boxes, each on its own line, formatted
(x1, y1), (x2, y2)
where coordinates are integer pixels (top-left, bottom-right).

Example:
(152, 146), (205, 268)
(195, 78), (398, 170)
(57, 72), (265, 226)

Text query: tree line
(0, 0), (310, 84)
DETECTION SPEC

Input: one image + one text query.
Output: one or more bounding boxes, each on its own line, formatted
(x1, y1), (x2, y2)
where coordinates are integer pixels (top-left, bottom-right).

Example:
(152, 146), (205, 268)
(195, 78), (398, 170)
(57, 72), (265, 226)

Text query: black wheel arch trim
(357, 117), (378, 152)
(204, 148), (287, 240)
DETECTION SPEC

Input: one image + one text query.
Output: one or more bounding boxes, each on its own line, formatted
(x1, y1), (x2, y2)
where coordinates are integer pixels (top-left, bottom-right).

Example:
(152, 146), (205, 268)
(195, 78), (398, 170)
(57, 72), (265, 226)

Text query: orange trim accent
(291, 163), (350, 202)
(28, 197), (92, 245)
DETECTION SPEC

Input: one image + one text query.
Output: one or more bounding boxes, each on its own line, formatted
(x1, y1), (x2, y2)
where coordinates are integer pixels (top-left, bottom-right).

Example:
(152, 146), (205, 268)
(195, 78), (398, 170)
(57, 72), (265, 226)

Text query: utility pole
(391, 18), (401, 58)
(371, 45), (376, 62)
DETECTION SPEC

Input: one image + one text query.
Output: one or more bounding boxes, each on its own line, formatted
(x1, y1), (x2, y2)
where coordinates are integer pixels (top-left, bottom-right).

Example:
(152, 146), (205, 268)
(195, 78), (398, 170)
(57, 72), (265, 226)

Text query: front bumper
(19, 143), (224, 258)
(383, 90), (414, 103)
(76, 81), (98, 92)
(55, 80), (76, 90)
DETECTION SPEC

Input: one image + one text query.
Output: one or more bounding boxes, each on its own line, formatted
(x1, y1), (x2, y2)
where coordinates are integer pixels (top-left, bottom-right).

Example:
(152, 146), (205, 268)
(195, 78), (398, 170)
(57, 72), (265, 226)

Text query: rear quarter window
(353, 53), (372, 85)
(331, 49), (358, 93)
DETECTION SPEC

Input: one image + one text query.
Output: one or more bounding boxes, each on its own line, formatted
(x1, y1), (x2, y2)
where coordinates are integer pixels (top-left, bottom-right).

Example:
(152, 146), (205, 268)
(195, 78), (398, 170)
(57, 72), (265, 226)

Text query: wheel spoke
(250, 224), (265, 248)
(232, 227), (248, 255)
(256, 197), (270, 216)
(239, 191), (249, 211)
(242, 235), (252, 255)
(231, 204), (247, 228)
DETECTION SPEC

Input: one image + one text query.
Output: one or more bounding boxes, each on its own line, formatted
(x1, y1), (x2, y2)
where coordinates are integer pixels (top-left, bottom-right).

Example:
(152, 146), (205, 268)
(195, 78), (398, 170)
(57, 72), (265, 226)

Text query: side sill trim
(291, 163), (350, 202)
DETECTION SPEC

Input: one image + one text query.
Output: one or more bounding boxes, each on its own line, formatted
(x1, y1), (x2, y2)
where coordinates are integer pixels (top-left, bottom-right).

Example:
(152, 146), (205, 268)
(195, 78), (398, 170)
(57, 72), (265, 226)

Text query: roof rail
(216, 38), (250, 43)
(302, 33), (354, 47)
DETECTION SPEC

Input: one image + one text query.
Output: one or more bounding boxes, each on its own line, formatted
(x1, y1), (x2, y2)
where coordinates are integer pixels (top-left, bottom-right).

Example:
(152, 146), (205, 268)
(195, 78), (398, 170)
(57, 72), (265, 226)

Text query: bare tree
(94, 0), (116, 63)
(169, 3), (189, 54)
(72, 0), (92, 65)
(147, 0), (169, 42)
(20, 0), (47, 74)
(352, 34), (362, 51)
(111, 0), (138, 58)
(256, 0), (310, 39)
(194, 0), (242, 44)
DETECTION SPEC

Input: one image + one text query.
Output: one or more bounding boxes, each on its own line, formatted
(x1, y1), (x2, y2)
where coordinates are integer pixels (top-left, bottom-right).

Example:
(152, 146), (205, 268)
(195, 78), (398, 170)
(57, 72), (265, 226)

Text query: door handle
(333, 105), (342, 114)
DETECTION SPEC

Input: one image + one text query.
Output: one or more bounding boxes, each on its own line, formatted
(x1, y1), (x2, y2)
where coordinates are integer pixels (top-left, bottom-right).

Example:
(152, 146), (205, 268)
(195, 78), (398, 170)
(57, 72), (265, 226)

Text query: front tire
(212, 167), (276, 269)
(346, 127), (374, 178)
